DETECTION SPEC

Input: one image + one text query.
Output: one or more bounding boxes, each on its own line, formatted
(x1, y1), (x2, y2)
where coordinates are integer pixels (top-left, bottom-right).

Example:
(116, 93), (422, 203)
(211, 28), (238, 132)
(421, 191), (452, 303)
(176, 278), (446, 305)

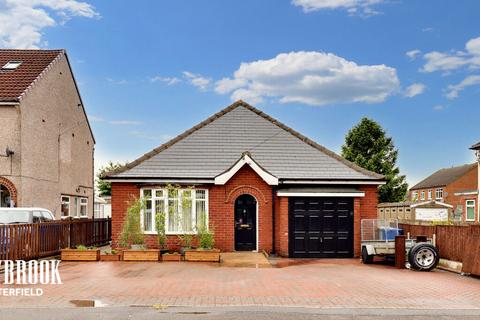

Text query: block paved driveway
(1, 259), (480, 309)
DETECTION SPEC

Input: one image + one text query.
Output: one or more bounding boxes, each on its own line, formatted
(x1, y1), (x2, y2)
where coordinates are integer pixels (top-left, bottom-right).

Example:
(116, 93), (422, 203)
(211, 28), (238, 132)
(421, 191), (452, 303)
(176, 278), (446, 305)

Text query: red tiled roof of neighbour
(0, 49), (64, 102)
(410, 163), (477, 190)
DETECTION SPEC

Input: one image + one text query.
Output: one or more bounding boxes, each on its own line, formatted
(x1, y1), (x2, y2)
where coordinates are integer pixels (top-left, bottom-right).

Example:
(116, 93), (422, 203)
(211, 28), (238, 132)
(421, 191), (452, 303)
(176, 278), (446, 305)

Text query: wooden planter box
(122, 249), (160, 261)
(100, 253), (122, 261)
(61, 249), (100, 261)
(162, 253), (182, 261)
(185, 249), (220, 262)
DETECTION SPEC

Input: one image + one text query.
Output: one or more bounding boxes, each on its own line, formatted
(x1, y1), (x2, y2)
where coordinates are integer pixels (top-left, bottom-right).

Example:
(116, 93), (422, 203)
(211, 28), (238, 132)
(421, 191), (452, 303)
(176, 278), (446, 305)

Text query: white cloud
(433, 104), (445, 111)
(150, 76), (181, 86)
(0, 0), (99, 49)
(183, 71), (211, 91)
(129, 131), (173, 141)
(403, 83), (426, 98)
(445, 75), (480, 99)
(406, 49), (421, 60)
(421, 36), (480, 73)
(422, 27), (434, 33)
(292, 0), (385, 16)
(214, 51), (399, 106)
(108, 120), (143, 126)
(106, 77), (128, 85)
(88, 116), (142, 126)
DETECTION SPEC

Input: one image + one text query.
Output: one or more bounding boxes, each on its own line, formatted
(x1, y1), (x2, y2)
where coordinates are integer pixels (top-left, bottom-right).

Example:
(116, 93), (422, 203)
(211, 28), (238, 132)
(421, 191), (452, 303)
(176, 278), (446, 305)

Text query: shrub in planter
(100, 249), (122, 261)
(185, 213), (220, 262)
(161, 252), (182, 261)
(120, 197), (159, 261)
(61, 245), (100, 261)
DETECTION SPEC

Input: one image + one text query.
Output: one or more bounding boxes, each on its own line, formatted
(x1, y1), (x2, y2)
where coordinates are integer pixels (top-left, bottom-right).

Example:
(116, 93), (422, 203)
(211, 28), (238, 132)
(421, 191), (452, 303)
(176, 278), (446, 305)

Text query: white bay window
(141, 188), (208, 234)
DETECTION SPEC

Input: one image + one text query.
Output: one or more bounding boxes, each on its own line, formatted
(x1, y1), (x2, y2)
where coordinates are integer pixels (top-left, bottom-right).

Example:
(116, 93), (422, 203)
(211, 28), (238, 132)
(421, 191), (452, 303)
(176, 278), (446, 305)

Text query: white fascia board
(104, 179), (215, 184)
(277, 191), (365, 197)
(214, 154), (278, 186)
(281, 180), (386, 185)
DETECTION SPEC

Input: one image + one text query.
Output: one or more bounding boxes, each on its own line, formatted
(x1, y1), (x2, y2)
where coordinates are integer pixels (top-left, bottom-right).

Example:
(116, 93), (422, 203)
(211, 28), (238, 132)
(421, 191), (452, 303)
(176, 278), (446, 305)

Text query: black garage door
(289, 197), (354, 258)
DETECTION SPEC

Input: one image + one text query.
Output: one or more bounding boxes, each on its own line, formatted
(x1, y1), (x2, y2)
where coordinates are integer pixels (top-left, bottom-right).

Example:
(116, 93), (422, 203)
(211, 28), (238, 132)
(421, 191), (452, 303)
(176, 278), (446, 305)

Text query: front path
(1, 259), (479, 309)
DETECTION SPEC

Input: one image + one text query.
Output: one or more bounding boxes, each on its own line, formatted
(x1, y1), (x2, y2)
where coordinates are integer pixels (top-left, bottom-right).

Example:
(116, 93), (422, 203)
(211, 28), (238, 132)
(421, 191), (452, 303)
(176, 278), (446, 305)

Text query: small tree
(176, 186), (194, 248)
(119, 197), (145, 248)
(155, 209), (167, 250)
(341, 117), (408, 203)
(97, 162), (124, 197)
(197, 212), (214, 250)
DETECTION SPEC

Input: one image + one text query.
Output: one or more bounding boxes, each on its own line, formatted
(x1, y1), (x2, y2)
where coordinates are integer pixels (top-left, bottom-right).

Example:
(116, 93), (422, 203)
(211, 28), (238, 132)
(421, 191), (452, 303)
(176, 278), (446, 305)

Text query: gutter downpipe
(271, 186), (276, 255)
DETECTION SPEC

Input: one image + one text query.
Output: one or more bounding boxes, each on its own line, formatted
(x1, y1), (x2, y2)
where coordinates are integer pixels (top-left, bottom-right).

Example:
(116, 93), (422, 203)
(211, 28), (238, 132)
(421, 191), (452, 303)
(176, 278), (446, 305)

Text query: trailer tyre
(408, 243), (439, 271)
(362, 246), (373, 264)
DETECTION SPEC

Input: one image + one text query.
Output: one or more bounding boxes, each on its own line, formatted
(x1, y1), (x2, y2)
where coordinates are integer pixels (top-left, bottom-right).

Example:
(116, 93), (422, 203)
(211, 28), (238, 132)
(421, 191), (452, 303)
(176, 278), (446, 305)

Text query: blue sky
(1, 0), (479, 186)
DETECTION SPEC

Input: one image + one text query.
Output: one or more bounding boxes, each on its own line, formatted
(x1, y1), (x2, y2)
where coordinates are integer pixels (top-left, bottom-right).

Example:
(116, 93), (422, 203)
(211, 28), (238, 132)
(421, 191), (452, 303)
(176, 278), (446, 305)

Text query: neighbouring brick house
(409, 163), (478, 223)
(106, 101), (384, 258)
(0, 49), (95, 218)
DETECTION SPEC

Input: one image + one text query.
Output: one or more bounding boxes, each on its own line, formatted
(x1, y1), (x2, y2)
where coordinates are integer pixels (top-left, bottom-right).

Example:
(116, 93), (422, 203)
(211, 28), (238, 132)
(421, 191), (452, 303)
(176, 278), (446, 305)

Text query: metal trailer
(360, 219), (440, 271)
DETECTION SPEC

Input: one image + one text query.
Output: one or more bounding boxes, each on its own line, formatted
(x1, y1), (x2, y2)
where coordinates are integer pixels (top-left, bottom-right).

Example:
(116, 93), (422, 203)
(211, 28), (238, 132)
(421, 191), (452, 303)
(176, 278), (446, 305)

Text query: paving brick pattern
(1, 259), (480, 309)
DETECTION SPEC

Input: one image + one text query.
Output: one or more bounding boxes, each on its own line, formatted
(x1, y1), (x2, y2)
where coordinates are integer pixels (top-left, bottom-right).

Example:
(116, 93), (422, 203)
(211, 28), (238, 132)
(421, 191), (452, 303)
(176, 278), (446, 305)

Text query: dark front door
(289, 197), (354, 258)
(234, 194), (257, 251)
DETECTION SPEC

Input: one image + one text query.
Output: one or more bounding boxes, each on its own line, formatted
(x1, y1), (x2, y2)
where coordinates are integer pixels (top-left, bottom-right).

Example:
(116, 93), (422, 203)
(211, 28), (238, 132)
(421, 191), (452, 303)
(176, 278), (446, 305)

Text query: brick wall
(110, 165), (273, 252)
(111, 182), (140, 247)
(110, 170), (379, 257)
(209, 165), (273, 253)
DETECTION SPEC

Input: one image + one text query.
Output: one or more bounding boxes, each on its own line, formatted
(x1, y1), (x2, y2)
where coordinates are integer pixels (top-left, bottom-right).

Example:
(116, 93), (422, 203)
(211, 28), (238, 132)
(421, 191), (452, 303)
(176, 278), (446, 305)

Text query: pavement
(1, 258), (480, 309)
(1, 306), (480, 320)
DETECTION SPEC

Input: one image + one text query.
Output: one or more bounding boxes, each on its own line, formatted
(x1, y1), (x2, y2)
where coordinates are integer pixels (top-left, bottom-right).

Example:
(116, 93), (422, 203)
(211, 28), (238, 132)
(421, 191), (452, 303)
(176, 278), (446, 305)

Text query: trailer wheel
(408, 243), (439, 271)
(361, 246), (373, 264)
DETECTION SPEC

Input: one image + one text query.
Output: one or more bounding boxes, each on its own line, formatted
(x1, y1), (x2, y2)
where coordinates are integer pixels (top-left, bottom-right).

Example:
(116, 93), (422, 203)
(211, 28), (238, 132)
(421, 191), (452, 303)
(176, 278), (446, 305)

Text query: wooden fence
(399, 223), (480, 276)
(0, 218), (111, 261)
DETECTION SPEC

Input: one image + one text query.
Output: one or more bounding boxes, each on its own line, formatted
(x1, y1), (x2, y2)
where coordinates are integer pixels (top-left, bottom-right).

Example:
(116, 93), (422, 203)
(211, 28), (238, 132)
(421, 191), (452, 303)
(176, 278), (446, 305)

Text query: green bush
(119, 197), (145, 248)
(197, 212), (214, 250)
(155, 210), (167, 249)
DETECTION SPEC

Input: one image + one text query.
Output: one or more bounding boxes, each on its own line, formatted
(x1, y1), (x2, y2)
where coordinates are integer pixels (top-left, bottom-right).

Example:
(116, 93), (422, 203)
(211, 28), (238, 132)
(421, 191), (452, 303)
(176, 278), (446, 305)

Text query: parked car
(0, 208), (55, 224)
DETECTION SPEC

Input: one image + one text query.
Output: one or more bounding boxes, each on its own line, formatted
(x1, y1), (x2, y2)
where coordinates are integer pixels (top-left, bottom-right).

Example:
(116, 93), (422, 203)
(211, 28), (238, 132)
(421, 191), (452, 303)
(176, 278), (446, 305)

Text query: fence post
(395, 235), (406, 269)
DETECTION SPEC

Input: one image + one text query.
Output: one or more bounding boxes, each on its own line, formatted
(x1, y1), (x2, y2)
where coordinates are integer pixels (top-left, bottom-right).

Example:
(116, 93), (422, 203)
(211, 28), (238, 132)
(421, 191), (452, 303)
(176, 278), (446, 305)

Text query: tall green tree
(96, 162), (124, 196)
(341, 118), (408, 203)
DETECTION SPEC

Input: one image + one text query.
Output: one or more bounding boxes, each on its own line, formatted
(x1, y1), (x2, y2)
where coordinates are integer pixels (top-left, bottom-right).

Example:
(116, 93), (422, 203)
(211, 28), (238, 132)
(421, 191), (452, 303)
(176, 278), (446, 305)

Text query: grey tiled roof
(471, 141), (480, 150)
(410, 163), (477, 190)
(108, 101), (383, 181)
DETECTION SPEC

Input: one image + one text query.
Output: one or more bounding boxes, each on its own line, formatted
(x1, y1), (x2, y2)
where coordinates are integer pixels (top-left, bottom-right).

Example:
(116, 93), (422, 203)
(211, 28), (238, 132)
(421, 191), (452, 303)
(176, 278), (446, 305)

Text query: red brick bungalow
(106, 101), (384, 258)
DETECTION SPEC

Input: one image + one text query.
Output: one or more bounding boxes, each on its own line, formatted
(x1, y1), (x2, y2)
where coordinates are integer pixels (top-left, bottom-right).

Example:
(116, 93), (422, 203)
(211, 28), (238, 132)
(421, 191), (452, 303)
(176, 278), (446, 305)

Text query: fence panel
(0, 218), (111, 261)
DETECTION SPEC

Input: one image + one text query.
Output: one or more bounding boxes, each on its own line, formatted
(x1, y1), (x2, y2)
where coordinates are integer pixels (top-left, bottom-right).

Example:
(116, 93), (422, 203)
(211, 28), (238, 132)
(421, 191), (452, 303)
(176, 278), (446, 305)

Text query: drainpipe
(271, 187), (276, 255)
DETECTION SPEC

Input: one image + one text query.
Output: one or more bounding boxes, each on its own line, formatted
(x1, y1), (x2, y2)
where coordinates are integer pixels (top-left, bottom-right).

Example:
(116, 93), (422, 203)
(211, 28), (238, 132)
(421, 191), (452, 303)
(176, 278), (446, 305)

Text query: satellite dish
(5, 147), (14, 156)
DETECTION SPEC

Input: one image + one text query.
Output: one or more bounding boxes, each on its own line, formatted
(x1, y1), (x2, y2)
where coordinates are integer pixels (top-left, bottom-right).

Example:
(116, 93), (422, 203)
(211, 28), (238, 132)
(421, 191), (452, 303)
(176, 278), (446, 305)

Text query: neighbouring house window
(79, 198), (88, 217)
(141, 188), (208, 234)
(61, 196), (70, 217)
(427, 190), (432, 200)
(435, 188), (443, 200)
(412, 192), (418, 201)
(420, 191), (425, 200)
(466, 200), (476, 221)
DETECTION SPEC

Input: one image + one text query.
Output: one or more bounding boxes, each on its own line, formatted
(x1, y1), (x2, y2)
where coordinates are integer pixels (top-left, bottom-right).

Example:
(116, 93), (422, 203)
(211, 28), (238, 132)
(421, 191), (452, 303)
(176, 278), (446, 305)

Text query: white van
(0, 208), (55, 224)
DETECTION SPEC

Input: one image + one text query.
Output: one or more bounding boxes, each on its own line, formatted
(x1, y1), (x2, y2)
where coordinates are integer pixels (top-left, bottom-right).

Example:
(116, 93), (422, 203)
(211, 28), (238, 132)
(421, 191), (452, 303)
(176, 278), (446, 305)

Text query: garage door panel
(290, 197), (353, 258)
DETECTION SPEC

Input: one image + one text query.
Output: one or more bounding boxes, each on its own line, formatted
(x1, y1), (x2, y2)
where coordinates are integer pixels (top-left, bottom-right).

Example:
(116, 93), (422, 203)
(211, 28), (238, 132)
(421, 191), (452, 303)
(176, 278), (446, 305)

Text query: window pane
(61, 196), (70, 217)
(144, 199), (152, 231)
(143, 189), (152, 198)
(196, 200), (206, 229)
(155, 190), (164, 198)
(196, 190), (205, 200)
(168, 199), (178, 232)
(168, 189), (178, 198)
(182, 199), (193, 232)
(467, 207), (475, 220)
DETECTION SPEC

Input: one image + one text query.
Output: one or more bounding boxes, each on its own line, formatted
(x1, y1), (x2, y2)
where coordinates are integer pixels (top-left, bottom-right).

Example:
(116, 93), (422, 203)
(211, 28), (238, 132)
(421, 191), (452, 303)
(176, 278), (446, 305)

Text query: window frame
(61, 196), (70, 219)
(466, 200), (476, 222)
(140, 188), (209, 235)
(420, 191), (425, 200)
(435, 188), (443, 200)
(79, 198), (88, 217)
(427, 190), (432, 200)
(412, 191), (418, 201)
